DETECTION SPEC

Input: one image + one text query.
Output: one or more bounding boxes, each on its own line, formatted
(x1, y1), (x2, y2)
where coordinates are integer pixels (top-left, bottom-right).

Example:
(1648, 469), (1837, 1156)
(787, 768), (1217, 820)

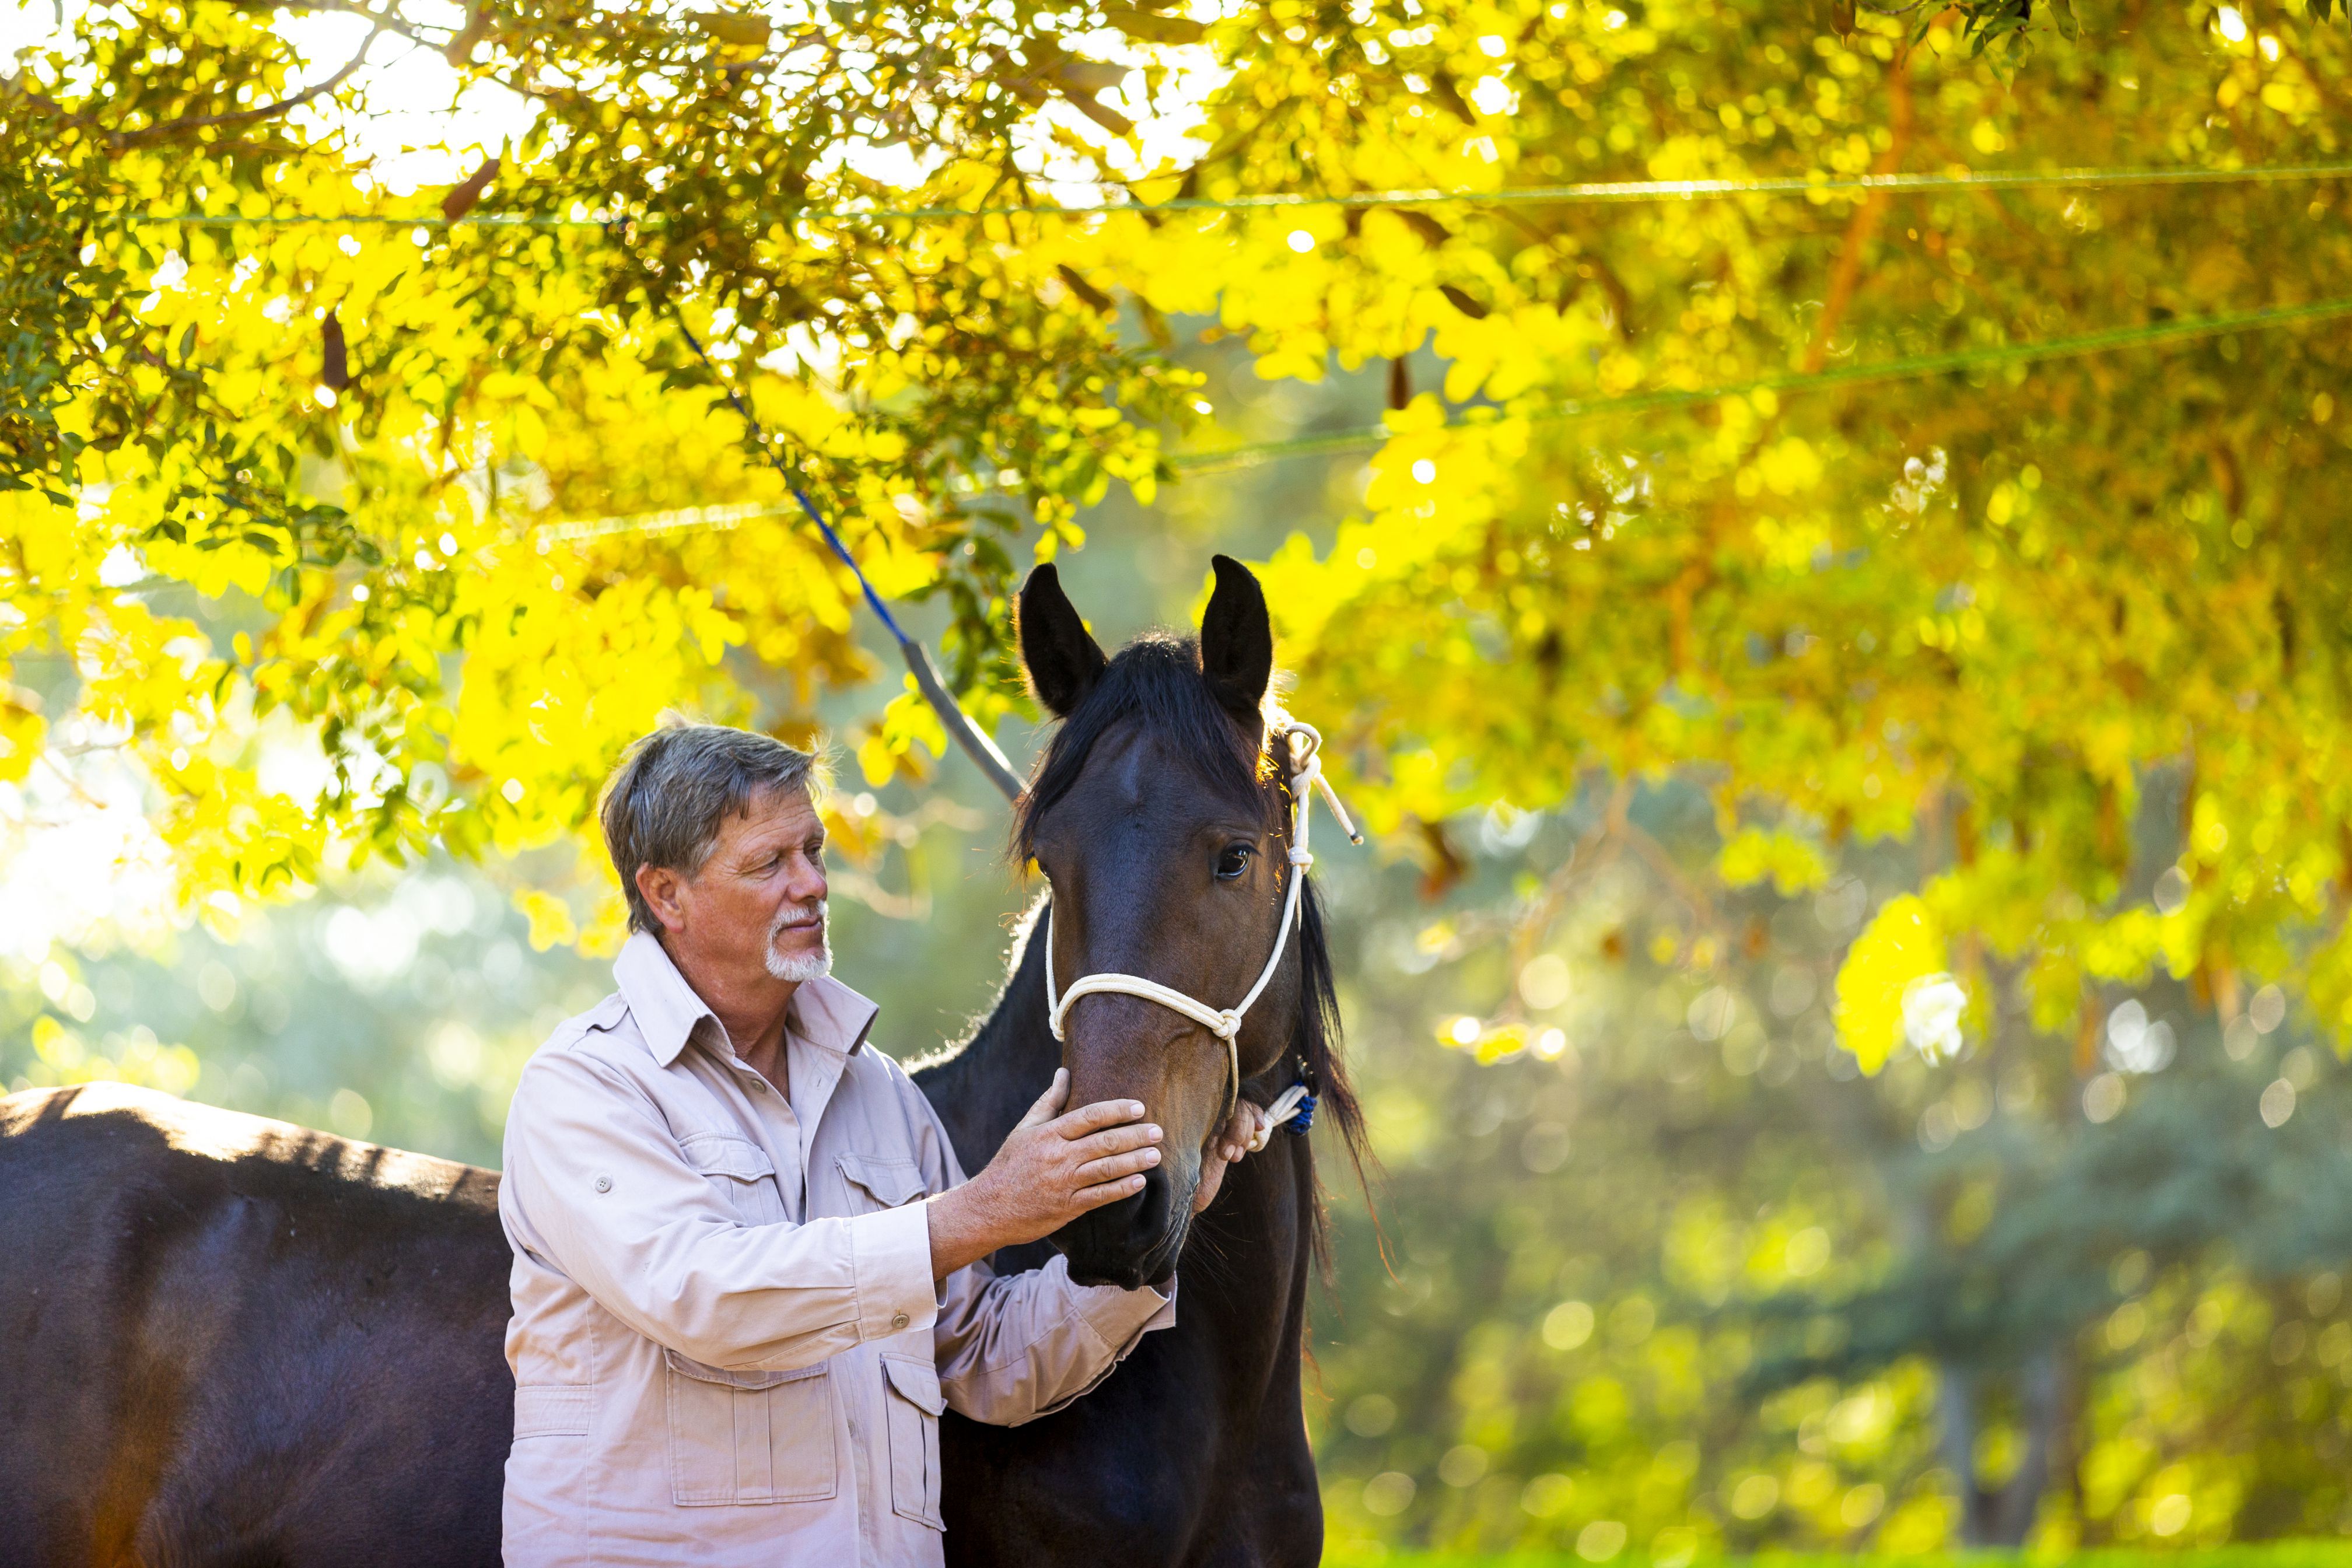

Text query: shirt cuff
(850, 1200), (939, 1340)
(1072, 1273), (1177, 1354)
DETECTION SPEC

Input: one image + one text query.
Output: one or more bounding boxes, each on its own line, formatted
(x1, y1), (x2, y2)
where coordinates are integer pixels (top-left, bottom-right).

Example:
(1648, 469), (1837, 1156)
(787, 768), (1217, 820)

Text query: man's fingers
(1071, 1173), (1149, 1209)
(1066, 1123), (1161, 1161)
(1015, 1068), (1072, 1130)
(1074, 1147), (1160, 1184)
(1046, 1097), (1150, 1139)
(1191, 1158), (1226, 1213)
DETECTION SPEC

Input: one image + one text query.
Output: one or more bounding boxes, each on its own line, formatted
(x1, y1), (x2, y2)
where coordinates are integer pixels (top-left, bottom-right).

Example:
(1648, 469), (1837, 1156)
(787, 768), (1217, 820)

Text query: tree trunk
(1982, 1347), (2064, 1546)
(1939, 1348), (2070, 1548)
(1937, 1359), (1983, 1540)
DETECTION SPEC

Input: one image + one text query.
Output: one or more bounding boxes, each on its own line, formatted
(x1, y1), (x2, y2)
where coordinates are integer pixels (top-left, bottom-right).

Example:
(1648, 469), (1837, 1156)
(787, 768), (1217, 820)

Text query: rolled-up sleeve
(908, 1094), (1176, 1425)
(505, 1050), (939, 1371)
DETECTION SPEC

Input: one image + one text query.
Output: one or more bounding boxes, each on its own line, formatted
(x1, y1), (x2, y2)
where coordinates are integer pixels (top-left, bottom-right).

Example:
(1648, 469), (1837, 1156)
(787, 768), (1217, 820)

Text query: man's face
(656, 786), (831, 987)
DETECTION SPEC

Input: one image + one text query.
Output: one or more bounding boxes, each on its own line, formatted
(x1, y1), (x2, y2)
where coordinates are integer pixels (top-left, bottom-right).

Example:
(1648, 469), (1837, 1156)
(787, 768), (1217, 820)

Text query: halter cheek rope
(1044, 722), (1360, 1153)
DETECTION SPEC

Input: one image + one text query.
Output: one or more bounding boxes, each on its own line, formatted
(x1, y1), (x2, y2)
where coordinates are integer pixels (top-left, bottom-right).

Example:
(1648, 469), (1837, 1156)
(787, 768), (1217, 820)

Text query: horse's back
(0, 1084), (513, 1568)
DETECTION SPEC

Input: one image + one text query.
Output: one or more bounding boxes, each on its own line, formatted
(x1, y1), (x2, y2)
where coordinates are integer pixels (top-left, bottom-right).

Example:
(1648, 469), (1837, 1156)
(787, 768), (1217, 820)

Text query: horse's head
(1014, 555), (1307, 1289)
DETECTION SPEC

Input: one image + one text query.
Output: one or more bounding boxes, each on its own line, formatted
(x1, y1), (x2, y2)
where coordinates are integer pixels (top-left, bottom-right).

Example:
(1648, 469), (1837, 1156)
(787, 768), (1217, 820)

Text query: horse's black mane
(1013, 630), (1368, 1203)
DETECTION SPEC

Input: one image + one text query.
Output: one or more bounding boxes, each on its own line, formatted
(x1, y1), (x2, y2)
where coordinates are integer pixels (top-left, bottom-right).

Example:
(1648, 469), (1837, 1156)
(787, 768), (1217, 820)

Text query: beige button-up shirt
(499, 932), (1175, 1567)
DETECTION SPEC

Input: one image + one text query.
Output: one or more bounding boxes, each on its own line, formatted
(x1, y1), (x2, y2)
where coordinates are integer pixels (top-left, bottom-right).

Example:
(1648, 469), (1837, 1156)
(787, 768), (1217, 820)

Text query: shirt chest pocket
(835, 1153), (926, 1215)
(682, 1133), (789, 1226)
(663, 1350), (836, 1507)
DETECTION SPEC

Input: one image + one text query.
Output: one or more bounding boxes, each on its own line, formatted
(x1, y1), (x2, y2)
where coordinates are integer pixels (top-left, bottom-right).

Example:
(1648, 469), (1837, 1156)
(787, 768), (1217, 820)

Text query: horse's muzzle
(1054, 1163), (1185, 1290)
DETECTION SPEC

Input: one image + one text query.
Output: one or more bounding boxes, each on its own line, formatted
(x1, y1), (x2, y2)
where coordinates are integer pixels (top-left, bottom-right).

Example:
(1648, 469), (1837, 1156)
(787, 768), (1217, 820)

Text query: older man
(498, 723), (1259, 1566)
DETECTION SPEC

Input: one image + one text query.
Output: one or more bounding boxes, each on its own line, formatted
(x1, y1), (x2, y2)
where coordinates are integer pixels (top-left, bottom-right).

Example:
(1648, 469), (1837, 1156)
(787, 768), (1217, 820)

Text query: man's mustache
(769, 898), (827, 936)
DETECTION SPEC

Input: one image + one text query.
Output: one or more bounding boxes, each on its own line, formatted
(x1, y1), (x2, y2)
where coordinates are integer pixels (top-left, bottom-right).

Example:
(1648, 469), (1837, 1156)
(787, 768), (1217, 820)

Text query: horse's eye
(1216, 844), (1252, 881)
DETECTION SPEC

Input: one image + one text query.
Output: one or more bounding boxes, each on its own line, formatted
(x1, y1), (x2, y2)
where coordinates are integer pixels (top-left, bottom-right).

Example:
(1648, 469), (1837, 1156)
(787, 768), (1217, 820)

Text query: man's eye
(1216, 845), (1252, 880)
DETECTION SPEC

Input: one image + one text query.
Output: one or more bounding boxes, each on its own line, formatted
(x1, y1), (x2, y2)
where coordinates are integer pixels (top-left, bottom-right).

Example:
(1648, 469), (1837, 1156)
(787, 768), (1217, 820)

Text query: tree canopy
(10, 0), (2352, 1071)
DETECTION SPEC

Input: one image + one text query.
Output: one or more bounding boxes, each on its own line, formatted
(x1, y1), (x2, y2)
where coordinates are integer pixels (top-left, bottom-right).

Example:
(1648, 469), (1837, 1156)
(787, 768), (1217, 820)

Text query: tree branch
(1801, 43), (1915, 373)
(103, 19), (385, 148)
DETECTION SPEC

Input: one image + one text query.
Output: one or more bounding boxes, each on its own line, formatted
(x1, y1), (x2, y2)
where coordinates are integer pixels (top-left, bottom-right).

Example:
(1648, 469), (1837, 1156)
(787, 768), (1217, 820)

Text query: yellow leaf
(515, 889), (579, 951)
(1717, 826), (1831, 897)
(1833, 895), (1948, 1074)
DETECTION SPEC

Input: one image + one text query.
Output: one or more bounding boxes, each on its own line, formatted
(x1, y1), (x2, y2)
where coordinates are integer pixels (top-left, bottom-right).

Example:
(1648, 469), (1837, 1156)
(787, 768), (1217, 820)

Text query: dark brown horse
(912, 556), (1363, 1563)
(0, 555), (1360, 1567)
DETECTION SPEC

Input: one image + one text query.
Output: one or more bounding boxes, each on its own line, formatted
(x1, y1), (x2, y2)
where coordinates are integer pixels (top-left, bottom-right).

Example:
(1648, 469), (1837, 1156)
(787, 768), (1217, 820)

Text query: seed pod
(690, 11), (772, 48)
(1438, 284), (1489, 321)
(321, 310), (350, 391)
(442, 158), (499, 222)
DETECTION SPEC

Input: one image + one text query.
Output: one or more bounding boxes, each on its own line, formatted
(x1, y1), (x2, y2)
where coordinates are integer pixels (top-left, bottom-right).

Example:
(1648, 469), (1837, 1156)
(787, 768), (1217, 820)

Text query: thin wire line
(532, 499), (795, 545)
(1171, 294), (2352, 474)
(92, 159), (2352, 229)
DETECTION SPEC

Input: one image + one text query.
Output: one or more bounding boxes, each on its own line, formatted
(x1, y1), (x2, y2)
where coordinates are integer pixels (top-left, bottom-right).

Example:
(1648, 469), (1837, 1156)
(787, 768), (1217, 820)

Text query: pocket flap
(663, 1346), (827, 1391)
(883, 1354), (946, 1416)
(680, 1133), (776, 1182)
(513, 1384), (593, 1438)
(838, 1153), (926, 1208)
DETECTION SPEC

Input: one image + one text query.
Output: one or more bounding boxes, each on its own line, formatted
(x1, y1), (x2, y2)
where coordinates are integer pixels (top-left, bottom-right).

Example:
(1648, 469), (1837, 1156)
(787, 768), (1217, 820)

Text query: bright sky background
(4, 0), (1227, 198)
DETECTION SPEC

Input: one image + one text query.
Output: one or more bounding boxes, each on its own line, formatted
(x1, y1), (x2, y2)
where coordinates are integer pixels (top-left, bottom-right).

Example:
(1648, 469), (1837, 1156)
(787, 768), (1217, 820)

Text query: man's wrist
(925, 1185), (1005, 1283)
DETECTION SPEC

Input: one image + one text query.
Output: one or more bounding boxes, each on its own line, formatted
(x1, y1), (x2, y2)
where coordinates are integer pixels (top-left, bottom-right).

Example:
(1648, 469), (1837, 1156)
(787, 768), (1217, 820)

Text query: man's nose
(790, 853), (828, 905)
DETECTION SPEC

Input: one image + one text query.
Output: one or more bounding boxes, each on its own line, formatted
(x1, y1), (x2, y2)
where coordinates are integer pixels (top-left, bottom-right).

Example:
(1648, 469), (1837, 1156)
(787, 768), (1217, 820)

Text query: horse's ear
(1017, 562), (1107, 718)
(1200, 554), (1272, 723)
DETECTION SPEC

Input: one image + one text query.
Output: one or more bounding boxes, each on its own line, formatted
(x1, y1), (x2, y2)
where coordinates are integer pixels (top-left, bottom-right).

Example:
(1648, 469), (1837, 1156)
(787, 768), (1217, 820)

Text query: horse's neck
(918, 915), (1066, 1178)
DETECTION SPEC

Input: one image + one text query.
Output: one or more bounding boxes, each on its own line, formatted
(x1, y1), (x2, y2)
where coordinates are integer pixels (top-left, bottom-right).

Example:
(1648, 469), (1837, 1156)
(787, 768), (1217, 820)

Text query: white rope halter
(1042, 721), (1360, 1152)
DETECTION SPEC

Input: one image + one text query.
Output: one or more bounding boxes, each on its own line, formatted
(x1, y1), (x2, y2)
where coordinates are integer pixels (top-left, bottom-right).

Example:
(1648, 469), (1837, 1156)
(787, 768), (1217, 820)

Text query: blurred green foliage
(1306, 800), (2352, 1559)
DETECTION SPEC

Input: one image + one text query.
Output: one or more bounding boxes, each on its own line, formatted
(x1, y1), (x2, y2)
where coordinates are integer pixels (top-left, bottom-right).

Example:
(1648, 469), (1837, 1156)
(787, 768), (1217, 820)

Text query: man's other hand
(1189, 1100), (1269, 1214)
(925, 1071), (1162, 1281)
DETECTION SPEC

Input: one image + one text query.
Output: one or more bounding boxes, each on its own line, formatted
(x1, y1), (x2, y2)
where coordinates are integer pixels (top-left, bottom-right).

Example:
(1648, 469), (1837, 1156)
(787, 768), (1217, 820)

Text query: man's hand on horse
(925, 1070), (1164, 1280)
(1189, 1100), (1270, 1214)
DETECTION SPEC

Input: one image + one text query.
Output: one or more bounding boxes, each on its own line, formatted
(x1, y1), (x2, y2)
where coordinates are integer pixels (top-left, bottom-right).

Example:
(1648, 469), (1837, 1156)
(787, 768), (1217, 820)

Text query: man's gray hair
(600, 719), (820, 934)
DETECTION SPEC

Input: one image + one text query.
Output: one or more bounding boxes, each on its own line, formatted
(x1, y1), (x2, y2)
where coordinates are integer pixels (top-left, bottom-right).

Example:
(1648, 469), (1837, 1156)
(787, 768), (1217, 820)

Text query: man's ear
(635, 862), (689, 935)
(1017, 563), (1107, 718)
(1199, 555), (1272, 724)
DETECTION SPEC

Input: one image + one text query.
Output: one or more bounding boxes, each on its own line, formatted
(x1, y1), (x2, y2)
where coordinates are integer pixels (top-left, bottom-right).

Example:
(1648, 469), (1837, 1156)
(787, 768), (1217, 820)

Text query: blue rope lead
(1283, 1088), (1318, 1136)
(667, 310), (1025, 803)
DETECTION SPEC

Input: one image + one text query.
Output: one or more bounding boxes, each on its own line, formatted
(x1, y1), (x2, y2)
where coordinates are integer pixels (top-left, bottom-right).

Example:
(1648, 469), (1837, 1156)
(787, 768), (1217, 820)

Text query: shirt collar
(614, 929), (880, 1068)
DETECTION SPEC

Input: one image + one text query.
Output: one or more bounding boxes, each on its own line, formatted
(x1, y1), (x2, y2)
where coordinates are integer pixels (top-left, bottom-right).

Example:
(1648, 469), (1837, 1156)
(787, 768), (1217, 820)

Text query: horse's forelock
(1013, 632), (1264, 861)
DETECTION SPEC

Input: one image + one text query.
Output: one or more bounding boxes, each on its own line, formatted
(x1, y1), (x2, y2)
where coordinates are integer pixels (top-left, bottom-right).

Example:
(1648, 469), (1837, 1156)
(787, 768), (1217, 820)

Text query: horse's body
(0, 1082), (514, 1568)
(0, 556), (1348, 1567)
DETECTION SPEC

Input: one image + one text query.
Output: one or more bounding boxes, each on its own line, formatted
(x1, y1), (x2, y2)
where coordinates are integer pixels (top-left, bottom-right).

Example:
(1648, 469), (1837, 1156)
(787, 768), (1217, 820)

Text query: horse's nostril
(1124, 1166), (1172, 1243)
(1056, 1163), (1180, 1288)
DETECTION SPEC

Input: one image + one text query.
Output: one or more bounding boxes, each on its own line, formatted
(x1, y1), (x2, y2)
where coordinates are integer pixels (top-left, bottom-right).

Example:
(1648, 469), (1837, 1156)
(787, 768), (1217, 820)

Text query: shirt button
(890, 1311), (909, 1331)
(593, 1175), (612, 1194)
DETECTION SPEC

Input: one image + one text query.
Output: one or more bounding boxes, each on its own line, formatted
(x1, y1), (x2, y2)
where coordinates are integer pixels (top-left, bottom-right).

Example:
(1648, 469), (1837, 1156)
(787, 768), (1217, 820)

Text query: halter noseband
(1042, 720), (1359, 1150)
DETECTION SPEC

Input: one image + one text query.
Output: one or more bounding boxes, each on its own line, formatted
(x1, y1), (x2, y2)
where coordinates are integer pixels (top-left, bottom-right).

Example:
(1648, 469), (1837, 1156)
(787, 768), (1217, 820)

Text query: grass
(1322, 1548), (2352, 1568)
